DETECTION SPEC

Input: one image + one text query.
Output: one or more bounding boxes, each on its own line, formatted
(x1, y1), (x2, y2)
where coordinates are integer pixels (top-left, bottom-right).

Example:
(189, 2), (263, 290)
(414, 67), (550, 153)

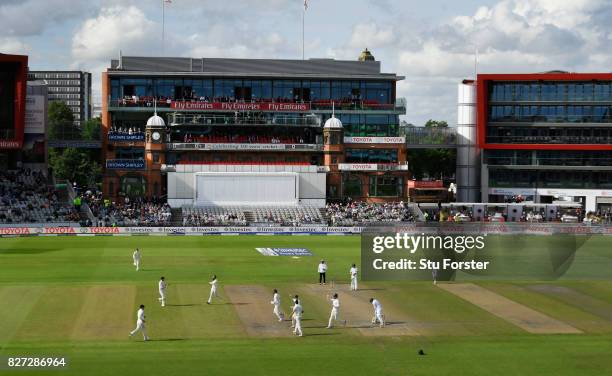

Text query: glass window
(369, 176), (403, 197)
(344, 175), (362, 197)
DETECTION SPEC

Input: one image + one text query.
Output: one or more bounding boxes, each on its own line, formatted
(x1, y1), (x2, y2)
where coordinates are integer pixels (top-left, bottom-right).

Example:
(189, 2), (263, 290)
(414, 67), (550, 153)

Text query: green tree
(48, 101), (80, 140)
(424, 119), (449, 128)
(48, 148), (102, 188)
(81, 117), (101, 140)
(408, 148), (456, 180)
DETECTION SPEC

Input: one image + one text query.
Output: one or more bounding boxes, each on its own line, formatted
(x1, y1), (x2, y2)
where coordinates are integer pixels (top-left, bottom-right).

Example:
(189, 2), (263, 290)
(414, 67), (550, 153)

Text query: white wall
(196, 173), (298, 206)
(166, 164), (326, 207)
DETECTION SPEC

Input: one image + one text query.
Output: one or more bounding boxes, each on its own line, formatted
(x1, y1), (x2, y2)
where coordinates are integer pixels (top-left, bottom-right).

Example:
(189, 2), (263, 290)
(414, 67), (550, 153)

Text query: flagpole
(162, 0), (165, 56)
(302, 9), (305, 60)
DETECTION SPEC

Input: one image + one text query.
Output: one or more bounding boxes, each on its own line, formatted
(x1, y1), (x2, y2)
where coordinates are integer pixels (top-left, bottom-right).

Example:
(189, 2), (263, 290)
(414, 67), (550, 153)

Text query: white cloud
(71, 6), (158, 63)
(0, 37), (31, 55)
(349, 23), (395, 49)
(0, 0), (89, 36)
(387, 0), (612, 125)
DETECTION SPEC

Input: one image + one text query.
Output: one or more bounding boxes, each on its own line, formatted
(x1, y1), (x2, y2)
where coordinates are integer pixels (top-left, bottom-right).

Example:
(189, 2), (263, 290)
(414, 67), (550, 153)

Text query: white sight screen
(195, 173), (298, 205)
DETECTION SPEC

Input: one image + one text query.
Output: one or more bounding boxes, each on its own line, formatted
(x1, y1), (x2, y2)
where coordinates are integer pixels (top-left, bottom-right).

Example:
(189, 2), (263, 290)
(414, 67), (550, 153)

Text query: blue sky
(1, 0), (610, 125)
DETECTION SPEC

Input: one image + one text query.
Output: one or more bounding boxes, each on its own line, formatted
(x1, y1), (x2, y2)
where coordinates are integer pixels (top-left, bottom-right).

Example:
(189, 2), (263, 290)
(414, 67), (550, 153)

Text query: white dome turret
(324, 115), (343, 129)
(146, 100), (166, 127)
(323, 102), (342, 129)
(146, 114), (165, 127)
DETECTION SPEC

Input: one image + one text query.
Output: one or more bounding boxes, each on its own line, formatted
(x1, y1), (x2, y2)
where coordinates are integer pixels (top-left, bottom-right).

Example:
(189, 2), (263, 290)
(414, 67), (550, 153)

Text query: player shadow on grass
(146, 338), (186, 342)
(218, 302), (249, 306)
(1, 248), (65, 254)
(165, 303), (200, 307)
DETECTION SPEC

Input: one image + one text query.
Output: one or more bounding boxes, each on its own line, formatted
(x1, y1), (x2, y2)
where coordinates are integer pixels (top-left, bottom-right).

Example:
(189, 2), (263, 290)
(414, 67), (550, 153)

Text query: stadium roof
(109, 56), (404, 80)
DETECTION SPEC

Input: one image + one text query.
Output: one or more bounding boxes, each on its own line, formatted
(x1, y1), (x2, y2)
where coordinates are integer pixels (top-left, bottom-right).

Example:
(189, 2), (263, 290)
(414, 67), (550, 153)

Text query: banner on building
(171, 101), (311, 112)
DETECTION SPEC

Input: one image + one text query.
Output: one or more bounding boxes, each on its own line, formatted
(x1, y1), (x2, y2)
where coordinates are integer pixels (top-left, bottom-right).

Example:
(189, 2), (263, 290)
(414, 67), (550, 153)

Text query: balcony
(105, 159), (145, 170)
(167, 142), (322, 152)
(168, 113), (321, 127)
(107, 97), (406, 113)
(337, 163), (409, 172)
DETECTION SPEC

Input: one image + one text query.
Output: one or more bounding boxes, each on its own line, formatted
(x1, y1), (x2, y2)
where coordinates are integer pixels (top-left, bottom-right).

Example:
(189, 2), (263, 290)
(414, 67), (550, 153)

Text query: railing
(107, 97), (406, 112)
(486, 156), (612, 166)
(403, 127), (457, 146)
(490, 115), (612, 123)
(486, 136), (612, 144)
(168, 113), (321, 127)
(167, 142), (322, 151)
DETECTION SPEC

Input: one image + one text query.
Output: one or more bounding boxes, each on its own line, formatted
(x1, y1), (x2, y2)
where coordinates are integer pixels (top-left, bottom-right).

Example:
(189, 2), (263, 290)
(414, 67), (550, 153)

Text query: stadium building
(458, 73), (612, 213)
(0, 53), (28, 168)
(101, 50), (408, 207)
(28, 70), (92, 127)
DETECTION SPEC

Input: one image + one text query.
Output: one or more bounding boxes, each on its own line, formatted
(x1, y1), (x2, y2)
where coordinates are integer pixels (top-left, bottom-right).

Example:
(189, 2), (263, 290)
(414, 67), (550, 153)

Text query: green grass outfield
(1, 235), (612, 375)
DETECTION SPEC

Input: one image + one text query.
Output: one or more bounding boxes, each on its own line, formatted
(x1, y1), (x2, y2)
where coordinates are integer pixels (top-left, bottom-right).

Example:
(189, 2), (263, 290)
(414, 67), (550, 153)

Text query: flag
(303, 0), (308, 11)
(165, 0), (172, 3)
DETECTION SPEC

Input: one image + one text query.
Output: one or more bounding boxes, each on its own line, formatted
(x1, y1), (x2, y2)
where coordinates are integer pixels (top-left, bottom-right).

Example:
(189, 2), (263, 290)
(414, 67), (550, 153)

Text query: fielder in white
(327, 293), (344, 328)
(292, 301), (304, 337)
(369, 298), (385, 327)
(270, 289), (284, 322)
(290, 295), (299, 328)
(207, 275), (218, 304)
(129, 304), (149, 341)
(132, 248), (141, 271)
(349, 263), (358, 291)
(158, 277), (167, 307)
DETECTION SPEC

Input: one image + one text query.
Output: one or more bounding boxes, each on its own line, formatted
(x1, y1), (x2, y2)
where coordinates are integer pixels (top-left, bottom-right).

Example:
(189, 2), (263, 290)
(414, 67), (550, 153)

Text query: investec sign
(343, 136), (405, 144)
(171, 101), (310, 112)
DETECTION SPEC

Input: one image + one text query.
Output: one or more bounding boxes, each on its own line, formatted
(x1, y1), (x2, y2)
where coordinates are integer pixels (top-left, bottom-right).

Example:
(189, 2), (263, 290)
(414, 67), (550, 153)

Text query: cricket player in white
(318, 260), (328, 284)
(292, 302), (304, 337)
(369, 298), (385, 327)
(270, 289), (284, 322)
(133, 248), (141, 271)
(290, 295), (299, 328)
(207, 275), (218, 304)
(158, 277), (167, 307)
(350, 263), (358, 291)
(327, 293), (343, 328)
(129, 304), (149, 341)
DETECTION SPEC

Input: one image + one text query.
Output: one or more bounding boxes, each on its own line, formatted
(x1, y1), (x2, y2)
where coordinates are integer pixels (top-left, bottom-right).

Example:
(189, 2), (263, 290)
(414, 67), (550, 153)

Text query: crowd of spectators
(325, 201), (416, 226)
(255, 207), (323, 226)
(0, 169), (79, 224)
(108, 126), (145, 136)
(181, 133), (307, 144)
(182, 207), (247, 226)
(82, 192), (172, 227)
(116, 95), (391, 110)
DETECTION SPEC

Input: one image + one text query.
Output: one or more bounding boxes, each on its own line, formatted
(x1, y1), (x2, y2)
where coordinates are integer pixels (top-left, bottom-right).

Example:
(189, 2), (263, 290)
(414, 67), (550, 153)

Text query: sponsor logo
(89, 227), (121, 234)
(171, 101), (310, 112)
(126, 227), (154, 233)
(0, 140), (22, 149)
(43, 227), (76, 234)
(255, 248), (313, 256)
(0, 227), (31, 235)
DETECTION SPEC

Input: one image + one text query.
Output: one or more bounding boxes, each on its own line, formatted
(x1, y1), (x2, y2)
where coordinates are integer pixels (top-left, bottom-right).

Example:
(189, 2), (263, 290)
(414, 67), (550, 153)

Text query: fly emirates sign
(171, 101), (310, 112)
